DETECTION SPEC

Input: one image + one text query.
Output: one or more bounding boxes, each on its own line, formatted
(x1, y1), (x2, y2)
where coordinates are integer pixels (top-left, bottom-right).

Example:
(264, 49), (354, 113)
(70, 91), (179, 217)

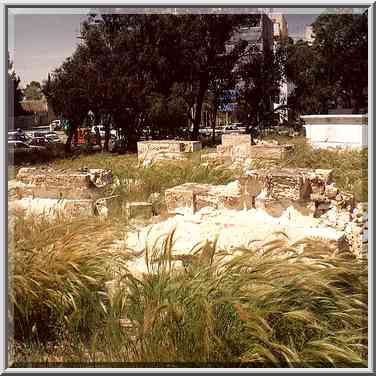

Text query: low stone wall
(165, 168), (344, 217)
(15, 167), (113, 199)
(221, 134), (251, 146)
(9, 167), (115, 220)
(137, 140), (202, 163)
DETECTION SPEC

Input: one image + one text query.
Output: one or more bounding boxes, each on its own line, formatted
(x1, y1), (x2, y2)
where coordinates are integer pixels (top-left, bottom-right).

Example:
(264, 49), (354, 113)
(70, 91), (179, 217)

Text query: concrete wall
(301, 115), (368, 149)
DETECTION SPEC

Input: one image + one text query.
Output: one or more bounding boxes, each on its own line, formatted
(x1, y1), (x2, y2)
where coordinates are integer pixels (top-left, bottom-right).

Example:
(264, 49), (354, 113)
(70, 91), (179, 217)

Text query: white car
(91, 125), (117, 138)
(45, 132), (60, 143)
(223, 123), (246, 134)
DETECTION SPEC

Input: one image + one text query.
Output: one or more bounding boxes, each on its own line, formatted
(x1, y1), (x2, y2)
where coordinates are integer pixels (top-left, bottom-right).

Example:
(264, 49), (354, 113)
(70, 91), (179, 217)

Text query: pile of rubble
(165, 168), (351, 217)
(8, 167), (116, 220)
(163, 167), (367, 259)
(201, 134), (294, 168)
(137, 140), (202, 166)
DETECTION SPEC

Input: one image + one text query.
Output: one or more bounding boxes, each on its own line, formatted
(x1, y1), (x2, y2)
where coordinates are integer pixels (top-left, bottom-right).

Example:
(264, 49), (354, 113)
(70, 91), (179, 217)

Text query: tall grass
(9, 215), (130, 343)
(252, 140), (367, 202)
(95, 236), (367, 367)
(11, 215), (367, 367)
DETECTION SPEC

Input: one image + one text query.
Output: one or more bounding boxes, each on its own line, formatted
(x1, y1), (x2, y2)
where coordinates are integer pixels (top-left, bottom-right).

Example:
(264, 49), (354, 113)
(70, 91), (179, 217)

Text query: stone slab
(249, 144), (293, 160)
(221, 134), (251, 147)
(126, 202), (153, 219)
(165, 183), (212, 214)
(137, 140), (202, 161)
(15, 167), (113, 199)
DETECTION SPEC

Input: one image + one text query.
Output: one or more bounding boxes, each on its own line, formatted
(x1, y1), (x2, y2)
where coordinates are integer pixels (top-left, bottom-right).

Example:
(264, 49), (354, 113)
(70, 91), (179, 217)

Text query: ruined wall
(137, 140), (202, 163)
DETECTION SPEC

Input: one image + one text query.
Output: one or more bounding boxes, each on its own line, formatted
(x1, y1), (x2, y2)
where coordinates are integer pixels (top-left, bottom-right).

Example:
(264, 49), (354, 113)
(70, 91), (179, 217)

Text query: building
(304, 26), (314, 45)
(269, 14), (291, 124)
(269, 14), (288, 43)
(216, 13), (274, 126)
(231, 13), (274, 54)
(15, 99), (56, 129)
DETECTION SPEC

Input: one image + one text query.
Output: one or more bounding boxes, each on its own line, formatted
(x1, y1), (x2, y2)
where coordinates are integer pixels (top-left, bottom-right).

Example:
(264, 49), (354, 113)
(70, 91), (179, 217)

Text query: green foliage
(23, 81), (43, 101)
(8, 52), (25, 118)
(287, 12), (368, 115)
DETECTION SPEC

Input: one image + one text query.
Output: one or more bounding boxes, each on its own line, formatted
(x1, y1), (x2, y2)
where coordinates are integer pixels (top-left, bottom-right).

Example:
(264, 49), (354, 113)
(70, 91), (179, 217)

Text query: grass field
(8, 138), (368, 367)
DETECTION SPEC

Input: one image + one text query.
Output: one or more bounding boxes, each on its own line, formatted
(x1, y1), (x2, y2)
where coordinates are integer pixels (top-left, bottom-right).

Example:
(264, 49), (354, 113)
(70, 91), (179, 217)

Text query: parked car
(8, 131), (30, 143)
(50, 119), (62, 130)
(8, 140), (46, 154)
(223, 123), (247, 134)
(91, 125), (117, 138)
(28, 136), (53, 147)
(45, 132), (61, 143)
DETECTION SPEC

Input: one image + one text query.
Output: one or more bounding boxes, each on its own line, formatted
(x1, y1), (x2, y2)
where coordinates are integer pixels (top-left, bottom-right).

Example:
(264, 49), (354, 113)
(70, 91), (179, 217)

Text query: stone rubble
(203, 133), (294, 167)
(113, 205), (352, 278)
(8, 167), (115, 220)
(137, 140), (202, 166)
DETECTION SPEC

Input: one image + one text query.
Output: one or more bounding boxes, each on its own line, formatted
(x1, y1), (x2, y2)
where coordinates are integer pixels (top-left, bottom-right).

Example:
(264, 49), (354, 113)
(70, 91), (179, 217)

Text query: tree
(43, 46), (92, 152)
(8, 52), (25, 119)
(23, 81), (43, 101)
(312, 11), (368, 112)
(286, 12), (368, 116)
(172, 14), (256, 140)
(236, 43), (284, 130)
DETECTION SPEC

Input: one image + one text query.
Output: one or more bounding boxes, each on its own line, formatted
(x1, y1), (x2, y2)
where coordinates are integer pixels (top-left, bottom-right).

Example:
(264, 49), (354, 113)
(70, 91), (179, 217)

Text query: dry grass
(9, 137), (368, 367)
(11, 220), (368, 367)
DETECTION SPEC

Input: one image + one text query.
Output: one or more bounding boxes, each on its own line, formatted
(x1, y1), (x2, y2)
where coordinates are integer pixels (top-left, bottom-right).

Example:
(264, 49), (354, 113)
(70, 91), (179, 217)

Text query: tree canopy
(286, 11), (368, 115)
(23, 81), (43, 101)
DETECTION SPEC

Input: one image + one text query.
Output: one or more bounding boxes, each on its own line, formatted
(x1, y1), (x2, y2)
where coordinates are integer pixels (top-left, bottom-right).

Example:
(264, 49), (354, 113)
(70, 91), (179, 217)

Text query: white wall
(301, 115), (368, 149)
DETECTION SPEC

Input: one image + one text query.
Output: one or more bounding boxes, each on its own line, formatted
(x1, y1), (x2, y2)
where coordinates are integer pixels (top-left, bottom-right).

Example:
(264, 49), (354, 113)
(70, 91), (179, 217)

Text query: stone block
(15, 167), (112, 199)
(195, 184), (243, 211)
(137, 140), (201, 162)
(126, 202), (153, 219)
(231, 143), (252, 162)
(221, 134), (251, 147)
(245, 169), (304, 201)
(9, 197), (95, 219)
(254, 198), (313, 217)
(165, 183), (211, 214)
(250, 144), (293, 160)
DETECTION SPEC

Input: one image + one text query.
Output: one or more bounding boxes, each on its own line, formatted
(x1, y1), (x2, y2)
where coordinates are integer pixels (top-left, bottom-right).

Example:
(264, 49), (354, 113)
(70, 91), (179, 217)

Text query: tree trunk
(103, 117), (111, 152)
(211, 107), (217, 145)
(191, 76), (209, 141)
(65, 122), (76, 153)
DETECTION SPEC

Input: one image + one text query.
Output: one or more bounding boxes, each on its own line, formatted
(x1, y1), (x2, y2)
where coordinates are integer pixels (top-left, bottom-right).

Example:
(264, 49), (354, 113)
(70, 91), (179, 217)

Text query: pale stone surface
(221, 134), (251, 146)
(9, 197), (94, 219)
(137, 140), (202, 163)
(117, 206), (348, 278)
(15, 167), (113, 199)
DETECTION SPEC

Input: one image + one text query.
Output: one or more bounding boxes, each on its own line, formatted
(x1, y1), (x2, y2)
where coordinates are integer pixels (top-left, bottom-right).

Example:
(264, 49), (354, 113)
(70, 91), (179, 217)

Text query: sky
(6, 8), (355, 87)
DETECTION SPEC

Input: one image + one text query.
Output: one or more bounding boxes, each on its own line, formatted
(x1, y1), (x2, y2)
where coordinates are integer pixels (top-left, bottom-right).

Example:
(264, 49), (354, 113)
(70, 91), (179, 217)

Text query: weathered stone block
(250, 144), (293, 160)
(254, 198), (314, 217)
(165, 183), (211, 214)
(216, 144), (234, 155)
(222, 134), (251, 147)
(245, 169), (304, 201)
(137, 140), (202, 162)
(9, 197), (95, 219)
(126, 202), (153, 219)
(15, 167), (113, 199)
